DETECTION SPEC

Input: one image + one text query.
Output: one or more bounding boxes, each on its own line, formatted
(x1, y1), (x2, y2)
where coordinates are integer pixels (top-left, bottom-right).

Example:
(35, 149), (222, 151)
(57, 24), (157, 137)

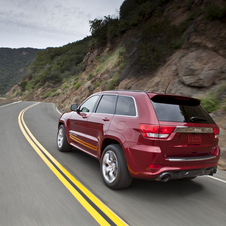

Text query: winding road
(1, 101), (226, 226)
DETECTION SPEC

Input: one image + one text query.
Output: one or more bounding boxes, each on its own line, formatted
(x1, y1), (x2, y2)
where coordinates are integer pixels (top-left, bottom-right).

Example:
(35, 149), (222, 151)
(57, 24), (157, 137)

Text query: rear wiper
(189, 116), (207, 122)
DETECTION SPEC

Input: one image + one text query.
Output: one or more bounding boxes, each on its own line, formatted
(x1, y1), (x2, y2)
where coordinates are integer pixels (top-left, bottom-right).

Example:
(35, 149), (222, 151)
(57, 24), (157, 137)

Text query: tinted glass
(116, 96), (136, 116)
(80, 95), (99, 112)
(96, 95), (117, 114)
(151, 100), (215, 124)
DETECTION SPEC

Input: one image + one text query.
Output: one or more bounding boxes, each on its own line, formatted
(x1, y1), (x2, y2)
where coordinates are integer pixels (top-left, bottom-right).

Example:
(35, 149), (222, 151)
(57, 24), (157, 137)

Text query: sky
(0, 0), (124, 49)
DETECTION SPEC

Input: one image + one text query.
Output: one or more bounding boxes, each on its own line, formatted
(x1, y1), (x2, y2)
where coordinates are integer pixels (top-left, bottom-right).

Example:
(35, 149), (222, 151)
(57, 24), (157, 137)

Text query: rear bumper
(123, 142), (220, 180)
(155, 166), (217, 182)
(166, 154), (216, 162)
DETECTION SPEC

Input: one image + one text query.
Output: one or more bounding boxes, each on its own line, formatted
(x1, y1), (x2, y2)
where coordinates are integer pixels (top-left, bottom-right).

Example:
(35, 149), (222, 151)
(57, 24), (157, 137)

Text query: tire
(100, 144), (133, 189)
(57, 125), (72, 152)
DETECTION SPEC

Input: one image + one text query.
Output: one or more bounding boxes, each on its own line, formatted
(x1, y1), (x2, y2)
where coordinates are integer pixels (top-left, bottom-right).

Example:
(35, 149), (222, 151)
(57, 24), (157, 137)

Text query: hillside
(0, 48), (41, 95)
(4, 0), (226, 169)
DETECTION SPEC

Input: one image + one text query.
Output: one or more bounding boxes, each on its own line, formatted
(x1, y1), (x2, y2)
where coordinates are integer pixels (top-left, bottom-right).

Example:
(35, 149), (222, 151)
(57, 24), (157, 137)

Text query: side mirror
(70, 104), (78, 111)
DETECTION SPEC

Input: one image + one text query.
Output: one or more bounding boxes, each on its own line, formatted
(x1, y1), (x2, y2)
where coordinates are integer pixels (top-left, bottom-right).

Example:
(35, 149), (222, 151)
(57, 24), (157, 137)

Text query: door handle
(102, 117), (110, 121)
(82, 115), (88, 118)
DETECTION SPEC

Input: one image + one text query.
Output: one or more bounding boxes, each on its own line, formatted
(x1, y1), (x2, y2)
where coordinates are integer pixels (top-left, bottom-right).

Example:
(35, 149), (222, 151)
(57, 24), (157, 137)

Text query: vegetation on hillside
(5, 0), (226, 113)
(90, 0), (178, 72)
(90, 0), (226, 73)
(0, 48), (40, 95)
(200, 82), (226, 113)
(20, 37), (91, 95)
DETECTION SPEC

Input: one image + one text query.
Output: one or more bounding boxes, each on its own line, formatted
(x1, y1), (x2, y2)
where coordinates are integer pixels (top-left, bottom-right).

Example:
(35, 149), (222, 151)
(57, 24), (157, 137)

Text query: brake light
(213, 127), (220, 138)
(140, 124), (159, 138)
(140, 124), (175, 139)
(159, 126), (176, 138)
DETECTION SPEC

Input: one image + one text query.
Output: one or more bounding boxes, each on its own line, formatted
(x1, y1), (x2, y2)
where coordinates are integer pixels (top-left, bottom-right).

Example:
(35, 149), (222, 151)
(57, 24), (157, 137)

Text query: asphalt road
(1, 101), (226, 226)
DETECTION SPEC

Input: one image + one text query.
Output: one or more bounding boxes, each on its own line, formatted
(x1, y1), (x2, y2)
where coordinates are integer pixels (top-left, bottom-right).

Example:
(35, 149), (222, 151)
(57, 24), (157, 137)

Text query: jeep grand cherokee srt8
(57, 91), (220, 189)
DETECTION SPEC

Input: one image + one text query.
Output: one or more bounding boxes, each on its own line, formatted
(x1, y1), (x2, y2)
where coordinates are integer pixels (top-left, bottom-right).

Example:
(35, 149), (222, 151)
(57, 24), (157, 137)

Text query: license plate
(188, 134), (201, 144)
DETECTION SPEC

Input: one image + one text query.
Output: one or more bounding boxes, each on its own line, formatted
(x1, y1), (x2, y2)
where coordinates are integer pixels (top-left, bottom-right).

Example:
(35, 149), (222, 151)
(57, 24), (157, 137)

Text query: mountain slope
(0, 48), (41, 95)
(5, 1), (226, 108)
(5, 0), (226, 168)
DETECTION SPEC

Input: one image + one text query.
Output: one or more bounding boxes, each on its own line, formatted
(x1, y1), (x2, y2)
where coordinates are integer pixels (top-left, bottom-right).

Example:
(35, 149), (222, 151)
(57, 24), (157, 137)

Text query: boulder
(178, 50), (226, 87)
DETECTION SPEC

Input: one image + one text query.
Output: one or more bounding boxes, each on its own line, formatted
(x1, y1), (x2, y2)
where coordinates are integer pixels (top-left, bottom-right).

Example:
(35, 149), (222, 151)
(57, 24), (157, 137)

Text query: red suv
(57, 91), (220, 189)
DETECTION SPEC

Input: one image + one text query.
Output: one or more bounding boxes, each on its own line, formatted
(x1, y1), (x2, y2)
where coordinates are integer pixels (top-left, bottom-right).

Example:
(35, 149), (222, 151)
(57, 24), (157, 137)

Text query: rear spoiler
(149, 94), (200, 106)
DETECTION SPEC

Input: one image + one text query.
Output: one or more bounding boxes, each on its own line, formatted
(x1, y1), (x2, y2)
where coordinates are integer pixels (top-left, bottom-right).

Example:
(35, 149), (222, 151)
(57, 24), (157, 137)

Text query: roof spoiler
(150, 94), (201, 106)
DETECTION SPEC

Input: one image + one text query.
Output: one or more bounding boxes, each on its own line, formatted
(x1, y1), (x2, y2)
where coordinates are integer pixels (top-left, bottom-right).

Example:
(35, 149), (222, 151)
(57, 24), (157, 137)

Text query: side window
(96, 95), (117, 114)
(80, 95), (99, 113)
(116, 96), (136, 116)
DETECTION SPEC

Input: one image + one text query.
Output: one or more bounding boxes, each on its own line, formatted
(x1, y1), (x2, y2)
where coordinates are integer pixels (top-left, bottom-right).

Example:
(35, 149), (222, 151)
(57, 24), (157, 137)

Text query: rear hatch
(149, 94), (219, 158)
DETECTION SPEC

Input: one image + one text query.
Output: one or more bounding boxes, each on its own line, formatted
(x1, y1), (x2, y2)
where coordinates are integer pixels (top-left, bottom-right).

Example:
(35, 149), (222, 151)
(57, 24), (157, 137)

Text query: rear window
(151, 95), (215, 124)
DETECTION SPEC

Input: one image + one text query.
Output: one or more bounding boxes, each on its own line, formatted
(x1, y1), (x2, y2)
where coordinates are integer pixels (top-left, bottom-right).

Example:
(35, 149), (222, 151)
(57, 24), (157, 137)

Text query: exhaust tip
(209, 168), (217, 176)
(161, 174), (171, 182)
(156, 173), (171, 182)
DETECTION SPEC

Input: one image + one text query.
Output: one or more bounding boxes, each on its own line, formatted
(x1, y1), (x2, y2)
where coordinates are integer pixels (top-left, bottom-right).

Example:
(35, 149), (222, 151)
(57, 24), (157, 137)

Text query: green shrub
(42, 91), (52, 99)
(138, 19), (182, 71)
(74, 63), (86, 76)
(119, 62), (125, 69)
(87, 73), (93, 81)
(75, 82), (81, 90)
(185, 0), (195, 10)
(106, 73), (120, 90)
(19, 81), (28, 92)
(94, 81), (100, 88)
(119, 0), (136, 19)
(200, 94), (220, 113)
(217, 82), (226, 95)
(42, 88), (58, 99)
(204, 3), (226, 20)
(62, 84), (69, 90)
(89, 16), (119, 45)
(94, 56), (101, 62)
(37, 83), (42, 89)
(172, 36), (185, 49)
(25, 81), (35, 92)
(179, 12), (194, 32)
(107, 20), (119, 41)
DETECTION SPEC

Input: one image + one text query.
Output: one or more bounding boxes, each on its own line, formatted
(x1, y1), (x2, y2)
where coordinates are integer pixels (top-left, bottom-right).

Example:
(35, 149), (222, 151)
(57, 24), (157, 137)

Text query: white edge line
(0, 101), (22, 108)
(206, 175), (226, 184)
(56, 106), (62, 115)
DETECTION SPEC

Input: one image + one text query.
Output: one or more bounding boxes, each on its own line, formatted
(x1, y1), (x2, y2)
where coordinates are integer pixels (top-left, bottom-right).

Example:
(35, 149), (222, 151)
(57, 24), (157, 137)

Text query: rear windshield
(151, 96), (215, 124)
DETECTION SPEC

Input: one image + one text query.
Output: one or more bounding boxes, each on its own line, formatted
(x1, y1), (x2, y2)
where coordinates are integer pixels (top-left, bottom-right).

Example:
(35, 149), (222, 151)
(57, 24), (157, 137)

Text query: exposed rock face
(118, 49), (225, 97)
(178, 50), (226, 87)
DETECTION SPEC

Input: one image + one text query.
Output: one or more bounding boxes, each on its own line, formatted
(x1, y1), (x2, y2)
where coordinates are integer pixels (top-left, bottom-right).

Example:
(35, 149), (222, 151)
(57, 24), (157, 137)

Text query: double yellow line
(18, 103), (128, 226)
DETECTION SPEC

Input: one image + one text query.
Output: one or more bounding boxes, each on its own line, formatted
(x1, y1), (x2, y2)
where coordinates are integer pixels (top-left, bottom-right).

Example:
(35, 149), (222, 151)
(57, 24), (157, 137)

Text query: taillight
(159, 126), (175, 138)
(140, 124), (175, 139)
(213, 127), (220, 138)
(140, 124), (159, 138)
